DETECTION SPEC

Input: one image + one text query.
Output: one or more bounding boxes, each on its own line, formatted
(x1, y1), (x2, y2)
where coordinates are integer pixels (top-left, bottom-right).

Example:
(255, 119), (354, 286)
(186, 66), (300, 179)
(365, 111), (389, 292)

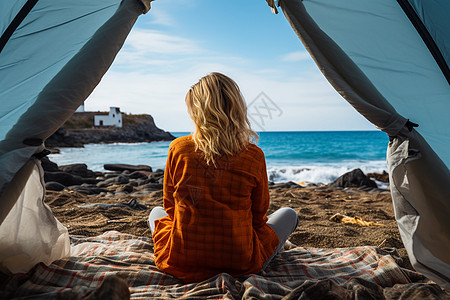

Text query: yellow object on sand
(330, 213), (383, 227)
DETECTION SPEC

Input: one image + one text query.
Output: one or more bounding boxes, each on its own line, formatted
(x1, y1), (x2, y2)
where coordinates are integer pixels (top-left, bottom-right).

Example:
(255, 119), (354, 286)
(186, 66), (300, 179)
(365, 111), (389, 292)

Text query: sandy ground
(45, 183), (412, 271)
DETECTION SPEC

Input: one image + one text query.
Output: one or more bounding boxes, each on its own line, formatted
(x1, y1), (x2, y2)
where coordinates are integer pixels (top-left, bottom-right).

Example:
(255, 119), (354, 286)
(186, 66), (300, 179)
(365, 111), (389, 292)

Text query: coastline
(42, 158), (411, 272)
(46, 113), (175, 148)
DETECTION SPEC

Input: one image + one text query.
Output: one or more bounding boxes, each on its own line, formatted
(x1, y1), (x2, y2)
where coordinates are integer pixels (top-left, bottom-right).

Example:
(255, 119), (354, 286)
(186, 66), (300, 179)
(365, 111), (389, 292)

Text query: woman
(149, 72), (298, 283)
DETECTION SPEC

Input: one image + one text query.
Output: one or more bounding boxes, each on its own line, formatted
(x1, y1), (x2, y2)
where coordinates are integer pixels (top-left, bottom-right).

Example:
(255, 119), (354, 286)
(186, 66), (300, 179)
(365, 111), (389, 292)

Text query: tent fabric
(0, 159), (69, 274)
(276, 0), (450, 289)
(401, 0), (450, 82)
(0, 0), (151, 273)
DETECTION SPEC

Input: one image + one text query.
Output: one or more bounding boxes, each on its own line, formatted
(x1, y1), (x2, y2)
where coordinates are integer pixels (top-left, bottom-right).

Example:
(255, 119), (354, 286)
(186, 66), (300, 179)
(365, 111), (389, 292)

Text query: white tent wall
(275, 0), (450, 289)
(0, 0), (151, 273)
(0, 159), (69, 273)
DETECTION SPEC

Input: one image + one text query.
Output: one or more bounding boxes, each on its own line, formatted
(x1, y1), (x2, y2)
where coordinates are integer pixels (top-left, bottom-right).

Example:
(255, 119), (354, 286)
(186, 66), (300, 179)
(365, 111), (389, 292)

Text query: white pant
(148, 206), (298, 269)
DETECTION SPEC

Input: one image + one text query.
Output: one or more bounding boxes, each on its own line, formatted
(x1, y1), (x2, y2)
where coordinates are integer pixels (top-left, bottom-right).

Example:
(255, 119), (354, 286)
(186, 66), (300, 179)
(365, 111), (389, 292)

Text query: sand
(45, 182), (413, 271)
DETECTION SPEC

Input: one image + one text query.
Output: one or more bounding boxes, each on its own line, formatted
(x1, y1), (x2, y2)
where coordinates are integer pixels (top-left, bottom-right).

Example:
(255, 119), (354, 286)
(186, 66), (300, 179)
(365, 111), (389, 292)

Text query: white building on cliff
(94, 107), (122, 128)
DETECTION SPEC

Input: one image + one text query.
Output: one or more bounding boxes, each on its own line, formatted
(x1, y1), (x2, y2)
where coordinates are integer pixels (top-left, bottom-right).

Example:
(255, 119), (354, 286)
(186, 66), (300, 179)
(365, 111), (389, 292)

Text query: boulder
(41, 157), (59, 172)
(330, 169), (378, 189)
(104, 163), (152, 172)
(45, 181), (65, 191)
(367, 171), (389, 183)
(60, 163), (95, 178)
(44, 171), (84, 186)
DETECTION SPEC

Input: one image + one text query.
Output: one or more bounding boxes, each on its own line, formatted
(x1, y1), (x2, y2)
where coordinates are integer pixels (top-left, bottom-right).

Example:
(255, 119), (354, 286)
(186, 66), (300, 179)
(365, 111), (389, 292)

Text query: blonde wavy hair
(185, 72), (258, 167)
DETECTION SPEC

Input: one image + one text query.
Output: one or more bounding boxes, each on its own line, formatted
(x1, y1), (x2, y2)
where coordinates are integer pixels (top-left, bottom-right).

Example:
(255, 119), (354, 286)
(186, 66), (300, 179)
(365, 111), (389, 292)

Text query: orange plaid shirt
(152, 135), (279, 283)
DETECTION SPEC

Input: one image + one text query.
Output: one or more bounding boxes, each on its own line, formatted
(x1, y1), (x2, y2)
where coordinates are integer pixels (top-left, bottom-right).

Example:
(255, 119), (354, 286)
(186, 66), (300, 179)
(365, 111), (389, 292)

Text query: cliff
(46, 112), (175, 147)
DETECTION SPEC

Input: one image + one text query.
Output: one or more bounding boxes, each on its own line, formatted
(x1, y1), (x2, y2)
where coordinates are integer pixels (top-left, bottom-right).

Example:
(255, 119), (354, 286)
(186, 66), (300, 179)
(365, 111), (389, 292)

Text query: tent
(266, 0), (450, 289)
(0, 0), (152, 273)
(0, 0), (448, 291)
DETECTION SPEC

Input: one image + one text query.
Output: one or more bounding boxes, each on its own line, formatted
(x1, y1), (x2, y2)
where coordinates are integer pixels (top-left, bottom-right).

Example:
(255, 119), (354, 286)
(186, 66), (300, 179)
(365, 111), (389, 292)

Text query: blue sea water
(48, 131), (389, 184)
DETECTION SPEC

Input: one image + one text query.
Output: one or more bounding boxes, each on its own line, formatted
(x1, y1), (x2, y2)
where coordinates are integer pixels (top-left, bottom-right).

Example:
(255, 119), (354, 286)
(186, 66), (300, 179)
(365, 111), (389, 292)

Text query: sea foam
(266, 161), (387, 185)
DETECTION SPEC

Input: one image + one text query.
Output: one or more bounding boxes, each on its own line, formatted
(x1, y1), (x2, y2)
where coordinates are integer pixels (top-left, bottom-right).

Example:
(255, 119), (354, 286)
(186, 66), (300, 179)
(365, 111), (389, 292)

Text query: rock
(330, 169), (378, 189)
(97, 178), (114, 188)
(59, 163), (95, 178)
(141, 182), (163, 190)
(269, 181), (301, 189)
(126, 199), (147, 210)
(128, 180), (139, 187)
(97, 177), (117, 187)
(120, 185), (134, 193)
(367, 171), (389, 183)
(129, 171), (148, 179)
(104, 164), (152, 172)
(104, 173), (120, 179)
(147, 177), (157, 183)
(115, 175), (129, 185)
(44, 171), (85, 186)
(41, 157), (59, 172)
(135, 178), (148, 186)
(96, 174), (129, 187)
(45, 181), (65, 191)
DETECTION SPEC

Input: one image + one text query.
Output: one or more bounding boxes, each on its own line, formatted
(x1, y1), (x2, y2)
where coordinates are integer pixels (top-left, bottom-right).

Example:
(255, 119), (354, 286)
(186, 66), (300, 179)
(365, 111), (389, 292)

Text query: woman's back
(152, 135), (279, 282)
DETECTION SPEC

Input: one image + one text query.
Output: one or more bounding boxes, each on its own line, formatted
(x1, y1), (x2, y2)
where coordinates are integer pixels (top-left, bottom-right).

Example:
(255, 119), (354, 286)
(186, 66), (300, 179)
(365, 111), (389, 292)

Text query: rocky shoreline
(42, 157), (389, 197)
(46, 113), (175, 147)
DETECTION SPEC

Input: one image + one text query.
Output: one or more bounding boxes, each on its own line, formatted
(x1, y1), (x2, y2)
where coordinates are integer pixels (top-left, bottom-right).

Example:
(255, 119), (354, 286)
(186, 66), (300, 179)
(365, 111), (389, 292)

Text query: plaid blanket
(1, 231), (446, 299)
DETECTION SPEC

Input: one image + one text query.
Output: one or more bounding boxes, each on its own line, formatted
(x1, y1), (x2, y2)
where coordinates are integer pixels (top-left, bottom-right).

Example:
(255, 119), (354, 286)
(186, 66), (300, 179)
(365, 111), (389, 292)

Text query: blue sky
(85, 0), (376, 132)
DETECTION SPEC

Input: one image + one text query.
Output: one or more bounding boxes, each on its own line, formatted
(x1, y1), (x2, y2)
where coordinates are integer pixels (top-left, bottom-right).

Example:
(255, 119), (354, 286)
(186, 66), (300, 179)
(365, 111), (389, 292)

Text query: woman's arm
(251, 157), (270, 229)
(163, 144), (176, 219)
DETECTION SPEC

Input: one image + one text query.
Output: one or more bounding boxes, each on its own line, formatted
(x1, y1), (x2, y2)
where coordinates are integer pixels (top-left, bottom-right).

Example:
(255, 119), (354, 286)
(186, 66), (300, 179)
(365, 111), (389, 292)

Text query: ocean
(48, 131), (389, 185)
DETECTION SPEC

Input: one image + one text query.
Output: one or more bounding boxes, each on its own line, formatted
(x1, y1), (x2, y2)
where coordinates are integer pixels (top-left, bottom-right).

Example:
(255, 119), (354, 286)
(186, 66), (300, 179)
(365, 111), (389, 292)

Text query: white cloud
(281, 51), (311, 62)
(113, 29), (204, 70)
(87, 60), (373, 132)
(145, 10), (175, 27)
